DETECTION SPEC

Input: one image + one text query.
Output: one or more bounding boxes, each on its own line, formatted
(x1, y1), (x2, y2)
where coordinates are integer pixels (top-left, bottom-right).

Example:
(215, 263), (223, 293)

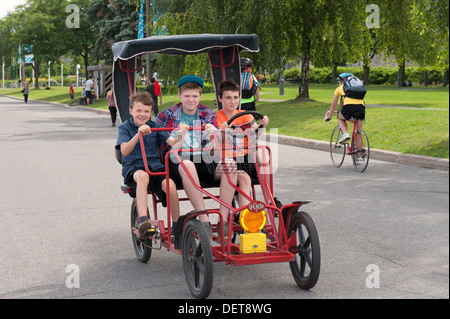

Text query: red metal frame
(207, 45), (237, 81)
(118, 55), (142, 97)
(345, 119), (362, 156)
(121, 126), (302, 265)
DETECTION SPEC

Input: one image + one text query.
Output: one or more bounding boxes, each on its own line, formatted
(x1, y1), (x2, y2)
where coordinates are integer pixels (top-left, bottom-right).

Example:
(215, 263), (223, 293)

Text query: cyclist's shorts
(340, 104), (365, 121)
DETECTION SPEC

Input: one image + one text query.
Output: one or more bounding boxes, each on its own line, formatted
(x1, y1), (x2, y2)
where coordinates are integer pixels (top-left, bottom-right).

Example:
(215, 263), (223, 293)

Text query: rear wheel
(288, 211), (320, 290)
(351, 129), (370, 172)
(131, 199), (152, 263)
(330, 126), (346, 167)
(182, 219), (214, 299)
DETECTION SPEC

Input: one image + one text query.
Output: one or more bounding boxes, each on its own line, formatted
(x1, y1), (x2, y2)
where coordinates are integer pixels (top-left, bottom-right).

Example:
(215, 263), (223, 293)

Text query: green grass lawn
(1, 83), (448, 158)
(259, 84), (449, 108)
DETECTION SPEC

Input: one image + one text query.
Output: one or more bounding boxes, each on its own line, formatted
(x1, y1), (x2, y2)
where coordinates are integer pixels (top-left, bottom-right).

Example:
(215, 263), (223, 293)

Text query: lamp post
(279, 57), (284, 96)
(76, 64), (80, 87)
(2, 57), (5, 89)
(48, 61), (51, 88)
(61, 56), (64, 87)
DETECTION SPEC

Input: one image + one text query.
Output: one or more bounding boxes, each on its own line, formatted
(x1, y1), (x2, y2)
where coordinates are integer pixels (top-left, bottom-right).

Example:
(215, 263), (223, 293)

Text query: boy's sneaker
(202, 222), (213, 240)
(354, 158), (363, 165)
(138, 220), (157, 239)
(217, 222), (229, 239)
(273, 197), (283, 209)
(339, 133), (350, 144)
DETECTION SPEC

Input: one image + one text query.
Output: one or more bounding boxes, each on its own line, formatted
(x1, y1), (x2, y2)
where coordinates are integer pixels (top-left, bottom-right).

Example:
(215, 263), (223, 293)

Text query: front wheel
(351, 129), (370, 172)
(330, 126), (346, 167)
(130, 199), (152, 263)
(182, 219), (214, 299)
(288, 211), (320, 290)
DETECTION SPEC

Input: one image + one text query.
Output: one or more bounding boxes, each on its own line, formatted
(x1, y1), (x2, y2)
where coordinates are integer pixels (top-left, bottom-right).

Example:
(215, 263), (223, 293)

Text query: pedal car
(112, 34), (320, 299)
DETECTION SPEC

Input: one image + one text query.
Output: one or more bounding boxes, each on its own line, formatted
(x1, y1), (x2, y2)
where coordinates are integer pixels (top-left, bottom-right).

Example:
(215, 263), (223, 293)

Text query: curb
(2, 95), (448, 171)
(273, 134), (449, 171)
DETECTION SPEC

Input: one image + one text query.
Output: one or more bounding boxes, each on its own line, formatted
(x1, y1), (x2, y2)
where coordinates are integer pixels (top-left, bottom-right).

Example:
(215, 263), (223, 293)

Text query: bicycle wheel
(351, 129), (370, 172)
(130, 199), (152, 263)
(288, 211), (320, 290)
(182, 219), (214, 299)
(330, 126), (346, 167)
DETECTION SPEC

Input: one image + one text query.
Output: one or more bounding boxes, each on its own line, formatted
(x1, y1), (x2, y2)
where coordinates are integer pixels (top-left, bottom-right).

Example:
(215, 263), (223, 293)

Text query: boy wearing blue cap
(156, 76), (238, 238)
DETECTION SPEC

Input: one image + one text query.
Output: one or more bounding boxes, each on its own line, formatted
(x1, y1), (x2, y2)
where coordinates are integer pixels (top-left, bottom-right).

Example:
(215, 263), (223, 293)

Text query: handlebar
(324, 110), (338, 122)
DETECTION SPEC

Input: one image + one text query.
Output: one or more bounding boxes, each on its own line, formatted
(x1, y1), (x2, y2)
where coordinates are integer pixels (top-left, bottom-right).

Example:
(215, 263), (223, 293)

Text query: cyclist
(325, 73), (365, 163)
(240, 57), (260, 111)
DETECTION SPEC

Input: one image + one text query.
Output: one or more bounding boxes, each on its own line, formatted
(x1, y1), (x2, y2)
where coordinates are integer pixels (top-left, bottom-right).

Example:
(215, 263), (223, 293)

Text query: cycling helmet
(240, 57), (253, 66)
(338, 72), (353, 80)
(240, 58), (253, 72)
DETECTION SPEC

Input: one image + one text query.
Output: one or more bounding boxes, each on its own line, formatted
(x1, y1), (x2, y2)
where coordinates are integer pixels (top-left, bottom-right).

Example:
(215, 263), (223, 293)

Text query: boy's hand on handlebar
(260, 116), (269, 127)
(138, 124), (152, 135)
(204, 123), (217, 133)
(221, 122), (231, 132)
(178, 123), (190, 135)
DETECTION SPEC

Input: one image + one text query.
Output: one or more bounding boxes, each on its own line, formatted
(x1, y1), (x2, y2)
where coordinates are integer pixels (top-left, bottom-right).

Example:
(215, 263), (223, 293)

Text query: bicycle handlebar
(324, 110), (338, 122)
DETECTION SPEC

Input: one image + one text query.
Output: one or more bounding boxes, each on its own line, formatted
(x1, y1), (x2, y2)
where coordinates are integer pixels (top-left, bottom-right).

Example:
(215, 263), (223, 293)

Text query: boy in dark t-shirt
(116, 92), (188, 239)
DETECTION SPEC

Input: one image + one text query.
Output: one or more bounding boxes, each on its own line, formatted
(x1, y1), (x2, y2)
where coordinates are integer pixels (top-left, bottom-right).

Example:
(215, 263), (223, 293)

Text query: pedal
(139, 223), (158, 239)
(143, 226), (158, 238)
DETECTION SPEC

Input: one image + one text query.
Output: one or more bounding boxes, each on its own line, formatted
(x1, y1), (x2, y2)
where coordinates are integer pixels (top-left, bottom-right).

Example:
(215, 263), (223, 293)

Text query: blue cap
(178, 75), (204, 88)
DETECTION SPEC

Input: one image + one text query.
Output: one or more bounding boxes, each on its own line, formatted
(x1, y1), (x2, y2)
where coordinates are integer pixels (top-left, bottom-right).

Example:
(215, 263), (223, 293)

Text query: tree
(9, 0), (69, 89)
(64, 0), (97, 81)
(85, 0), (140, 65)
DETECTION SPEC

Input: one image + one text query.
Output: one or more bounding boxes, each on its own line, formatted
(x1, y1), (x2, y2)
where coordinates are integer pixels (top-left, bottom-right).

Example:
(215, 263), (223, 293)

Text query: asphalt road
(0, 95), (448, 301)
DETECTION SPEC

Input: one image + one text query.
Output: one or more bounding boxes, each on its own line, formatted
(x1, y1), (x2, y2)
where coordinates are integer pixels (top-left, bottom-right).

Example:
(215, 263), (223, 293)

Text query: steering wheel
(223, 110), (265, 140)
(226, 110), (264, 130)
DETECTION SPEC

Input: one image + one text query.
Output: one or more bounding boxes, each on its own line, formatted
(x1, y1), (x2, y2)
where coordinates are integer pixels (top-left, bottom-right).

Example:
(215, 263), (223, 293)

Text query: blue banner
(18, 45), (34, 63)
(137, 0), (144, 39)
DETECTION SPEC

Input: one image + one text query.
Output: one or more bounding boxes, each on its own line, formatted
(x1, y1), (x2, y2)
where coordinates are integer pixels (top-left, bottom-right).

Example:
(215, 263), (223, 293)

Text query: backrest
(115, 145), (123, 165)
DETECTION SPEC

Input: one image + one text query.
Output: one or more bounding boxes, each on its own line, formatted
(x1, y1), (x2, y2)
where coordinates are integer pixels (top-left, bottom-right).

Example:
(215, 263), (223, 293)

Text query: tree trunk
(363, 57), (370, 85)
(331, 60), (338, 85)
(33, 59), (40, 89)
(399, 61), (405, 86)
(84, 56), (89, 80)
(443, 68), (449, 87)
(297, 39), (311, 100)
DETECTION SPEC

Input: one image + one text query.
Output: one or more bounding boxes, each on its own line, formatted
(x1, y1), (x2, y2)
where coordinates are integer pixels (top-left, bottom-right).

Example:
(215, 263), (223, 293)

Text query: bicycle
(327, 111), (370, 172)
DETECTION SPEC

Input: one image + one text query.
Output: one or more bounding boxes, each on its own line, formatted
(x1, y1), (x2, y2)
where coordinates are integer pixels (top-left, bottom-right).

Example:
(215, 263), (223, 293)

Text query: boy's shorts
(168, 156), (218, 188)
(125, 167), (167, 207)
(340, 104), (365, 121)
(236, 153), (257, 178)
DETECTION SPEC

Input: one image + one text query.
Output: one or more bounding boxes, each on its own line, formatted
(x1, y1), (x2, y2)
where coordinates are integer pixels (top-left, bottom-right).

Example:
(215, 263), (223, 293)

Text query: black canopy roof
(112, 34), (259, 122)
(112, 33), (259, 60)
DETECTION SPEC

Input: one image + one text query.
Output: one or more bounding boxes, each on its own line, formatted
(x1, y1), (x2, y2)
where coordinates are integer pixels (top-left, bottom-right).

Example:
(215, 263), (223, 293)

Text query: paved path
(1, 93), (448, 171)
(0, 95), (448, 301)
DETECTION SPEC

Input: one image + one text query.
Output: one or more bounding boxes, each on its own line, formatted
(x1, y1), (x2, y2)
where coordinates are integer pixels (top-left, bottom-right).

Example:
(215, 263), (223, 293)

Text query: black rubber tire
(351, 129), (370, 172)
(130, 199), (152, 263)
(330, 125), (346, 167)
(288, 211), (321, 290)
(182, 219), (214, 299)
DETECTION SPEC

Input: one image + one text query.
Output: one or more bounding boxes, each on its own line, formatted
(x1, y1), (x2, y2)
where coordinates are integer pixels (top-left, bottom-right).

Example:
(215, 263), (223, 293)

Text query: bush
(406, 67), (443, 85)
(280, 66), (444, 85)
